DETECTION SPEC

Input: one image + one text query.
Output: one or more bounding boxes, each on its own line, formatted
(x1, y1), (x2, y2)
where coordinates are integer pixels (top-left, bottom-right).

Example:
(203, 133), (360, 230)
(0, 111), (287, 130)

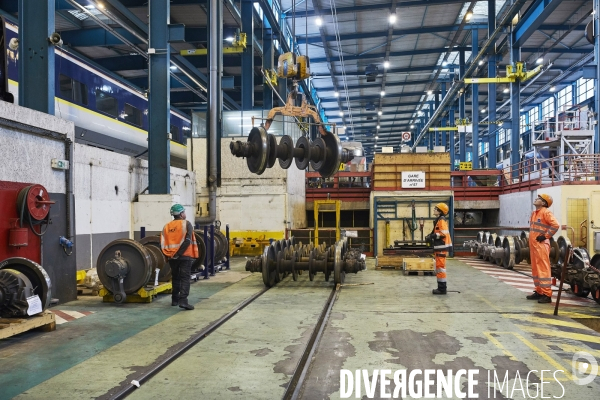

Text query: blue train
(0, 17), (192, 168)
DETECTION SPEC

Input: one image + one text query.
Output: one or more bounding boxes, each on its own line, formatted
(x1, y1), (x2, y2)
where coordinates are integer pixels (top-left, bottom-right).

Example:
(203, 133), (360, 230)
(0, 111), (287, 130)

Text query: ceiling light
(225, 37), (235, 42)
(465, 11), (473, 21)
(85, 5), (96, 9)
(481, 109), (486, 113)
(427, 90), (432, 95)
(478, 60), (484, 66)
(339, 111), (344, 116)
(503, 87), (509, 93)
(378, 110), (382, 116)
(377, 125), (380, 129)
(375, 135), (379, 139)
(410, 124), (415, 129)
(383, 61), (390, 69)
(316, 17), (323, 27)
(334, 91), (339, 97)
(375, 144), (378, 148)
(97, 3), (105, 9)
(536, 57), (543, 64)
(550, 86), (556, 92)
(380, 91), (385, 97)
(389, 14), (396, 24)
(520, 108), (525, 112)
(442, 61), (448, 67)
(170, 65), (177, 70)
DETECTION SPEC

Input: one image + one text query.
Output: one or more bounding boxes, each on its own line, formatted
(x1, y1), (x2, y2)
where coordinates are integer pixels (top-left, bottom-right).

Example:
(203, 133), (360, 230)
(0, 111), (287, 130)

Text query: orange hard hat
(537, 194), (553, 207)
(435, 202), (449, 215)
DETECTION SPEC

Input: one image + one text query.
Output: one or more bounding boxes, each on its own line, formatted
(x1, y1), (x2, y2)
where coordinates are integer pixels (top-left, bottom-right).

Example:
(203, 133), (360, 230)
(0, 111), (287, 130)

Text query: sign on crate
(401, 171), (425, 188)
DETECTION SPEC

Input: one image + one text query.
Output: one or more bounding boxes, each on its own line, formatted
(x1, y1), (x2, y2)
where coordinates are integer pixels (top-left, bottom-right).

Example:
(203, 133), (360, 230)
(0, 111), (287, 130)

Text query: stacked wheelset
(245, 237), (366, 287)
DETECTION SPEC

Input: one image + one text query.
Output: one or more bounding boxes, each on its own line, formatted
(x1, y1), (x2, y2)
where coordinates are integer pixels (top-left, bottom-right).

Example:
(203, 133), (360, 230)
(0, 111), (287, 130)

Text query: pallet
(0, 310), (56, 339)
(404, 257), (435, 271)
(77, 285), (100, 296)
(375, 265), (403, 270)
(404, 270), (436, 276)
(99, 282), (173, 303)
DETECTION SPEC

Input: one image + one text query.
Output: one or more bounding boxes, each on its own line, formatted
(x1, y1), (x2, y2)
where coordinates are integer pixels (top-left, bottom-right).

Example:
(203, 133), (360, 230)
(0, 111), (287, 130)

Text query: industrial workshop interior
(3, 0), (600, 399)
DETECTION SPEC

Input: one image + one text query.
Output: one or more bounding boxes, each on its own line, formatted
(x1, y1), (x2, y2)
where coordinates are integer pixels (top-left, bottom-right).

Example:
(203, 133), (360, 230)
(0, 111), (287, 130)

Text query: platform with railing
(305, 171), (371, 202)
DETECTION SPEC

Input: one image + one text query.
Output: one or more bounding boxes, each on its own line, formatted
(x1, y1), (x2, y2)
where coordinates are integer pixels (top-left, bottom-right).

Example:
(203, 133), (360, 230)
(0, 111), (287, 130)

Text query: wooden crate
(403, 257), (435, 271)
(376, 255), (406, 270)
(372, 153), (451, 189)
(0, 311), (56, 339)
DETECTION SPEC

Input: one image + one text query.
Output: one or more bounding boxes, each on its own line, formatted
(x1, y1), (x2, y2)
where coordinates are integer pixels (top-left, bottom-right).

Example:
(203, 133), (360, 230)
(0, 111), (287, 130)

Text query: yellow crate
(403, 257), (435, 271)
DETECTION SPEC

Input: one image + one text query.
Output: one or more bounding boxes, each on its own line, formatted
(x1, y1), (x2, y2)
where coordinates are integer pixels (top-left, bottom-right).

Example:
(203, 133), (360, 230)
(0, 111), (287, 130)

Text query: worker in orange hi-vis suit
(425, 203), (452, 295)
(527, 194), (559, 304)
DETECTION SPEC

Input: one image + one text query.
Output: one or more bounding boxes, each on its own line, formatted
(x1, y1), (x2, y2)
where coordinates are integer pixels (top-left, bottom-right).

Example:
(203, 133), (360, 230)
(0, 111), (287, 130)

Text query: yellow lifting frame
(99, 282), (173, 303)
(428, 126), (458, 131)
(464, 62), (542, 84)
(314, 200), (341, 246)
(181, 33), (247, 56)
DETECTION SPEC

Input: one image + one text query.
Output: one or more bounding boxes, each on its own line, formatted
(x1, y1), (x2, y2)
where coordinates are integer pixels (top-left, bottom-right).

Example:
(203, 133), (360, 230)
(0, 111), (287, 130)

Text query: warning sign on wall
(401, 171), (426, 188)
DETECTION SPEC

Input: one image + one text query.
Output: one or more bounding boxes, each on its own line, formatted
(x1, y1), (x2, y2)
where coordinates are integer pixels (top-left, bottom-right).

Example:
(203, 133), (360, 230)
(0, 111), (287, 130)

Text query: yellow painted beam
(464, 77), (515, 84)
(429, 126), (458, 131)
(180, 46), (246, 56)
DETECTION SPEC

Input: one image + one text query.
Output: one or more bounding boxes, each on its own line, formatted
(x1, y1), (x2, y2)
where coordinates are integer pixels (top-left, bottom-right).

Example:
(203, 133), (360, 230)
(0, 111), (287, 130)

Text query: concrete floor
(1, 257), (599, 400)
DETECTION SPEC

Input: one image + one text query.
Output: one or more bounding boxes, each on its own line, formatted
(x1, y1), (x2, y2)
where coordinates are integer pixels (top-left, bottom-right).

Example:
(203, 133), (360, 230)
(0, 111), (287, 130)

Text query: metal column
(487, 0), (497, 168)
(441, 83), (447, 148)
(459, 50), (466, 162)
(148, 0), (170, 194)
(241, 0), (254, 109)
(596, 0), (600, 154)
(263, 28), (274, 110)
(510, 30), (521, 173)
(471, 29), (479, 167)
(18, 0), (55, 114)
(208, 0), (223, 187)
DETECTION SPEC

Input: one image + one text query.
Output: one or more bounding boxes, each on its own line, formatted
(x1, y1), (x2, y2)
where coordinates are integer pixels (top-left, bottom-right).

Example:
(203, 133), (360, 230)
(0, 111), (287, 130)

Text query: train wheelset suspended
(245, 237), (365, 287)
(229, 127), (355, 178)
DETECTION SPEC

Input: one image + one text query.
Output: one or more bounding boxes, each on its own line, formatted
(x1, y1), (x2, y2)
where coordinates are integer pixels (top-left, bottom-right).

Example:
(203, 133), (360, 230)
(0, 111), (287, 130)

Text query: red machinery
(0, 181), (54, 263)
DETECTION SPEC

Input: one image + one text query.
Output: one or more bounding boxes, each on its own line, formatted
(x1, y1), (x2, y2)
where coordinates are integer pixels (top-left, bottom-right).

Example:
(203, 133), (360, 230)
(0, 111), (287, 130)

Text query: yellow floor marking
(517, 325), (600, 345)
(503, 313), (592, 330)
(554, 343), (600, 358)
(484, 331), (575, 381)
(534, 310), (600, 319)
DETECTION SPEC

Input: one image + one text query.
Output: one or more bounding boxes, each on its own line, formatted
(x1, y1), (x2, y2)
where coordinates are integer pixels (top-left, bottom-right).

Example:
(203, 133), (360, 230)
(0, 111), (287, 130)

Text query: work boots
(179, 302), (195, 310)
(537, 295), (552, 304)
(526, 291), (543, 300)
(432, 282), (447, 295)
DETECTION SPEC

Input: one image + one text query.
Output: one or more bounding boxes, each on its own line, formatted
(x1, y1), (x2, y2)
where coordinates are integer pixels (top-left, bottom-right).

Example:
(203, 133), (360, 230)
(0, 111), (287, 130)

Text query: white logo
(572, 351), (598, 385)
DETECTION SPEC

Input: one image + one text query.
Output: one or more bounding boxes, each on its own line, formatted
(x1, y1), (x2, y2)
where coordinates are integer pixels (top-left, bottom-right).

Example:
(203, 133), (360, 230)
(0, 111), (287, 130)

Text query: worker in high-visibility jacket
(527, 194), (559, 304)
(425, 203), (453, 295)
(161, 204), (199, 310)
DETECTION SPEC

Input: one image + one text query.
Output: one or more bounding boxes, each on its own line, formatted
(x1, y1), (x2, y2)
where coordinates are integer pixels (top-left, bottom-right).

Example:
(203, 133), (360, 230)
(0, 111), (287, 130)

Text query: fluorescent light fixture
(536, 57), (543, 64)
(465, 11), (473, 21)
(334, 91), (340, 97)
(503, 87), (509, 93)
(389, 14), (396, 24)
(383, 61), (390, 69)
(316, 17), (323, 27)
(378, 110), (382, 116)
(380, 91), (385, 97)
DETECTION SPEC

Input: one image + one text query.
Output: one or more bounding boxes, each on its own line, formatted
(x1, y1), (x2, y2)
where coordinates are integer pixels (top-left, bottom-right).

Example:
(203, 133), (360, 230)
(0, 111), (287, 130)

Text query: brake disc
(267, 133), (278, 168)
(278, 135), (294, 169)
(246, 127), (269, 174)
(309, 137), (327, 172)
(317, 132), (343, 178)
(294, 136), (311, 170)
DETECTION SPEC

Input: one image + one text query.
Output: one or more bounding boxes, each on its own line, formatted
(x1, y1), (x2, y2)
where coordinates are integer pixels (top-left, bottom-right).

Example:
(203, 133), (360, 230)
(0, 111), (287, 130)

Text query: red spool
(21, 184), (53, 221)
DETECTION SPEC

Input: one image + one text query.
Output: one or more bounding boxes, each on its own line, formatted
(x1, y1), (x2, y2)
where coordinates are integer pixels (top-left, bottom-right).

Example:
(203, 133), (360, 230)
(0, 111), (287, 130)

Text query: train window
(59, 74), (88, 105)
(95, 89), (118, 117)
(170, 124), (180, 142)
(123, 103), (142, 126)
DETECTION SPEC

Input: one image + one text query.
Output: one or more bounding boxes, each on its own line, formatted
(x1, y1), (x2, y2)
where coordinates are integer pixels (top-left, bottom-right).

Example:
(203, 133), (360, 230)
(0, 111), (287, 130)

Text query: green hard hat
(170, 204), (185, 216)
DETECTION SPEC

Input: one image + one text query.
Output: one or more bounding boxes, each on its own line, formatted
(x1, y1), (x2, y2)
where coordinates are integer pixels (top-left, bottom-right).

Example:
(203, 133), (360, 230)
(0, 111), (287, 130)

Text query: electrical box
(51, 159), (70, 170)
(595, 231), (600, 252)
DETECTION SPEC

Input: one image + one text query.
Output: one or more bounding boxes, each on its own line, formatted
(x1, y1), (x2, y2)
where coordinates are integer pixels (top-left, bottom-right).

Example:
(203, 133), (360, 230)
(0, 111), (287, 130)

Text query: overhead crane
(464, 61), (542, 84)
